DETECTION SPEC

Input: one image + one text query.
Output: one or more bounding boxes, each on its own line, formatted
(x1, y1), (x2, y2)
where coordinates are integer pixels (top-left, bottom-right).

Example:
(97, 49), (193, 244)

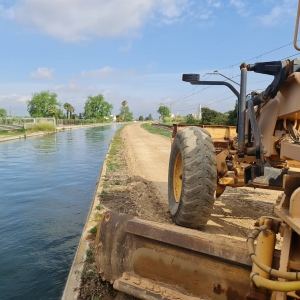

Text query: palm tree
(63, 103), (74, 119)
(121, 101), (127, 122)
(48, 105), (58, 118)
(63, 103), (70, 119)
(69, 105), (75, 119)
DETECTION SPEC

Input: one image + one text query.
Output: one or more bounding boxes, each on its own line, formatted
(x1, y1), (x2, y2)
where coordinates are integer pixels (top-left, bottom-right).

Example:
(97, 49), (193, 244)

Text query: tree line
(157, 104), (237, 126)
(25, 90), (134, 122)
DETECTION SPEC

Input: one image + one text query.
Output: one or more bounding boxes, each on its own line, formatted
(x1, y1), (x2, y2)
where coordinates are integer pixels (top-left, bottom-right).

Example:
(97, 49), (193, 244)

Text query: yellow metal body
(252, 230), (276, 279)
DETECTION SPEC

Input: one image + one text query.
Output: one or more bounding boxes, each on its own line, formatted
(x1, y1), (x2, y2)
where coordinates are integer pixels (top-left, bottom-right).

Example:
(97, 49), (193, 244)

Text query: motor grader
(93, 2), (300, 300)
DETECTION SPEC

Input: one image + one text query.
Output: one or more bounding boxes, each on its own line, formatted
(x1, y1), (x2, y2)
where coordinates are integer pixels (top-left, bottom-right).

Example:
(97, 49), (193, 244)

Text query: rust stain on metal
(132, 247), (249, 299)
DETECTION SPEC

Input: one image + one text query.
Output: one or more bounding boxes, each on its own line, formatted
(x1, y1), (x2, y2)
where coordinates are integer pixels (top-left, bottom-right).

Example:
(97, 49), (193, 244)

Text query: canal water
(0, 125), (121, 300)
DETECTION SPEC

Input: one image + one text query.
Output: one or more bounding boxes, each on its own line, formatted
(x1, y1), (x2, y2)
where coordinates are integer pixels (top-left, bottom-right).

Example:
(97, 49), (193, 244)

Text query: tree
(0, 108), (7, 118)
(27, 91), (61, 117)
(138, 116), (144, 121)
(121, 101), (127, 122)
(48, 105), (58, 117)
(157, 106), (170, 122)
(226, 103), (238, 126)
(147, 114), (153, 121)
(120, 102), (133, 121)
(201, 107), (227, 125)
(185, 114), (199, 124)
(84, 94), (113, 119)
(63, 103), (75, 119)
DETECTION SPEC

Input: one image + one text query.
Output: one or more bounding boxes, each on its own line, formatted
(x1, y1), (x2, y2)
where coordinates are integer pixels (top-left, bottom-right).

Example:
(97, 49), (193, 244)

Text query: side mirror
(182, 74), (200, 82)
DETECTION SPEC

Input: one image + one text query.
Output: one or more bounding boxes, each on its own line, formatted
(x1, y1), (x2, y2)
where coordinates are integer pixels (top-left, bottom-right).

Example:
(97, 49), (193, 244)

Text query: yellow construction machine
(94, 2), (300, 299)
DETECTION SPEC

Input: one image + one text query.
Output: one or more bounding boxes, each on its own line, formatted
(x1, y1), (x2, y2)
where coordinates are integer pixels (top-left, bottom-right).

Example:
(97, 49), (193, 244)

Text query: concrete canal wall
(61, 135), (112, 300)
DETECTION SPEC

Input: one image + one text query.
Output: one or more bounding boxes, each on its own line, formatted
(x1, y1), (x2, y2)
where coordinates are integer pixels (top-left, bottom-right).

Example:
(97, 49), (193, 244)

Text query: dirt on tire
(168, 126), (217, 228)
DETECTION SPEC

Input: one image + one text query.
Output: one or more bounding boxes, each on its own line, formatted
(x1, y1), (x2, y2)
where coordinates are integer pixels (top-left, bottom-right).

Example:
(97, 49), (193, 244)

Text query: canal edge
(61, 136), (113, 300)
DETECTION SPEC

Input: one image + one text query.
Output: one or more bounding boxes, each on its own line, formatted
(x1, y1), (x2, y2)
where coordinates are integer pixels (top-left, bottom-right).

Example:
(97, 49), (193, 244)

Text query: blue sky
(0, 0), (299, 118)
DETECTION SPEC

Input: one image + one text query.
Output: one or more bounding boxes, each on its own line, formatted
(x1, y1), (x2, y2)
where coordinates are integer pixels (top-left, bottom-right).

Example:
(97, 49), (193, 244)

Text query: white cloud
(229, 0), (245, 9)
(199, 10), (213, 20)
(81, 67), (114, 79)
(0, 93), (30, 102)
(81, 66), (136, 80)
(14, 0), (189, 42)
(54, 80), (82, 93)
(258, 1), (295, 26)
(207, 0), (221, 8)
(30, 68), (55, 80)
(229, 0), (251, 17)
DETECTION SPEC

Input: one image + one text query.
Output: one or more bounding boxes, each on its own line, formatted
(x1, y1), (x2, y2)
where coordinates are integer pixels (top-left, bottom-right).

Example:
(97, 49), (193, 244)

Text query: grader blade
(95, 210), (255, 300)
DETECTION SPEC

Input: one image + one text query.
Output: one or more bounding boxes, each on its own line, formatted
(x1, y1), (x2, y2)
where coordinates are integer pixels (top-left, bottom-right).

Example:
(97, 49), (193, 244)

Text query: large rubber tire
(168, 126), (217, 228)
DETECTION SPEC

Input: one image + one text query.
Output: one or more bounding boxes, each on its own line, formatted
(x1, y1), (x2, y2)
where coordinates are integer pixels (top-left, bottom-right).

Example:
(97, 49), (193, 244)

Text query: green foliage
(48, 105), (58, 117)
(0, 108), (7, 118)
(72, 113), (79, 119)
(27, 91), (61, 117)
(201, 107), (228, 125)
(96, 204), (104, 210)
(185, 114), (200, 124)
(63, 102), (75, 119)
(27, 121), (56, 132)
(85, 248), (94, 263)
(157, 106), (171, 118)
(226, 103), (238, 125)
(84, 94), (113, 119)
(141, 123), (171, 138)
(138, 116), (144, 121)
(145, 114), (153, 121)
(89, 226), (97, 234)
(119, 102), (133, 121)
(107, 125), (126, 172)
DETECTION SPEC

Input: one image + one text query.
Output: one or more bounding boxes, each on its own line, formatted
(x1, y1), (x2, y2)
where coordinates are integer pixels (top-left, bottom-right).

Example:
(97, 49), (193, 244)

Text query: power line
(164, 41), (299, 109)
(172, 78), (271, 108)
(170, 74), (212, 105)
(218, 42), (295, 72)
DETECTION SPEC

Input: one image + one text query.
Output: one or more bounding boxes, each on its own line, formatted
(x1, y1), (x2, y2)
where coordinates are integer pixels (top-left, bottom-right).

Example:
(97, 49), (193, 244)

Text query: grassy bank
(0, 121), (56, 139)
(141, 123), (171, 138)
(26, 121), (55, 133)
(77, 125), (127, 300)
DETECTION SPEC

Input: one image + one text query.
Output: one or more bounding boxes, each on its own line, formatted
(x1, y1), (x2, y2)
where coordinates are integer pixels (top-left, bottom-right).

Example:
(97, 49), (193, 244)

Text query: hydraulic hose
(247, 226), (300, 281)
(251, 272), (300, 292)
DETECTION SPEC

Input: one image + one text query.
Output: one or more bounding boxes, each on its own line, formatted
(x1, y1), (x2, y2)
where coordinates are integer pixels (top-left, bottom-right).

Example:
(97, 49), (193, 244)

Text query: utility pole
(197, 104), (202, 119)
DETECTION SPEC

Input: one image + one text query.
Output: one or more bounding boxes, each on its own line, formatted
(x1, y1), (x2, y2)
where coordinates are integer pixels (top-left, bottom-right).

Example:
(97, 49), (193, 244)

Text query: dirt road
(79, 123), (283, 299)
(119, 123), (282, 240)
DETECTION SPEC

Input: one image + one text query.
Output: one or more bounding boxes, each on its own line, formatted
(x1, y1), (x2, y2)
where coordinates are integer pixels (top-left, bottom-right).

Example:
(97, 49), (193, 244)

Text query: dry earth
(112, 123), (282, 240)
(79, 123), (283, 300)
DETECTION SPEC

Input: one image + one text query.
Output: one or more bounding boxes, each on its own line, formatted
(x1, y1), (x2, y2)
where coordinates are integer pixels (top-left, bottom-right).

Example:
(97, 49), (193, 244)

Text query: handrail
(294, 0), (300, 51)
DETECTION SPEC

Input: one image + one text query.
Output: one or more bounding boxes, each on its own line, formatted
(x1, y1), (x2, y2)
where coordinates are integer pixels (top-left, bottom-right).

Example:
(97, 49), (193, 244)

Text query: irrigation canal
(0, 124), (121, 300)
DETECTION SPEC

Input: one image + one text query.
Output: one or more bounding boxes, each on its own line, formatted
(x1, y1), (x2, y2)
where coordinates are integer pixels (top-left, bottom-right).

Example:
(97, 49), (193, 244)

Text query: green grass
(85, 248), (95, 264)
(106, 125), (126, 173)
(0, 129), (26, 138)
(89, 226), (98, 234)
(27, 121), (55, 133)
(141, 123), (171, 138)
(101, 190), (108, 196)
(96, 204), (104, 210)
